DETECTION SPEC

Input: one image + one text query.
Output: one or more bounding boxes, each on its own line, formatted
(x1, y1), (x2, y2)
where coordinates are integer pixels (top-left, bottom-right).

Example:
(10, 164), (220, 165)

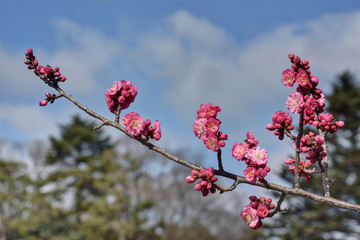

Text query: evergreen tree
(22, 115), (159, 239)
(0, 158), (31, 240)
(257, 72), (360, 239)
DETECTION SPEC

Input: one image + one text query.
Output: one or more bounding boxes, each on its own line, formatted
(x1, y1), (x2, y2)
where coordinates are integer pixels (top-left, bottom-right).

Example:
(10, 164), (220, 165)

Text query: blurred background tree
(0, 115), (252, 239)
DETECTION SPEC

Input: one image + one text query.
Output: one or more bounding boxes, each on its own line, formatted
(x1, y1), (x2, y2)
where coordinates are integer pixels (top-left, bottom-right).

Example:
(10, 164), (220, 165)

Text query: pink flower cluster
(24, 48), (67, 106)
(122, 112), (161, 141)
(232, 132), (270, 183)
(269, 54), (345, 180)
(105, 80), (138, 113)
(186, 167), (217, 197)
(313, 113), (345, 134)
(266, 111), (295, 140)
(284, 158), (312, 181)
(281, 55), (326, 123)
(193, 103), (228, 151)
(240, 196), (275, 230)
(297, 131), (326, 164)
(24, 48), (66, 83)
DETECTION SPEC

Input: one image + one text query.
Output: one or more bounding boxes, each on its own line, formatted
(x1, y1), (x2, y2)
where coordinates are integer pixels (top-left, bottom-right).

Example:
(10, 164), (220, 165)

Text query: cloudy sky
(1, 0), (360, 184)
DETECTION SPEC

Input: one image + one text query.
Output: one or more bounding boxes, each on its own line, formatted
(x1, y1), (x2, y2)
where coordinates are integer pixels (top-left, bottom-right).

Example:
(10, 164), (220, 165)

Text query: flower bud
(186, 176), (195, 183)
(249, 196), (257, 202)
(39, 99), (48, 107)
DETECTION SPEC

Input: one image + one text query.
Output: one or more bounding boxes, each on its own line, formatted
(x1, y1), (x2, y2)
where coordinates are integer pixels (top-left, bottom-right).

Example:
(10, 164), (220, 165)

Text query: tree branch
(53, 85), (360, 213)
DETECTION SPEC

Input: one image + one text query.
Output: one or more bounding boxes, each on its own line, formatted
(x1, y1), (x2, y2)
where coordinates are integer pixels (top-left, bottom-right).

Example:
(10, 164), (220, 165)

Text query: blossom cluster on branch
(24, 48), (359, 231)
(241, 196), (275, 230)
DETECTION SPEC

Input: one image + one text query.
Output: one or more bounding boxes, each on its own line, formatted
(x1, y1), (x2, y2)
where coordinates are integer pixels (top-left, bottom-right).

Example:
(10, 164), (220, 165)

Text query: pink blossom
(256, 204), (269, 218)
(317, 93), (325, 108)
(205, 118), (220, 133)
(151, 120), (161, 140)
(267, 111), (294, 139)
(196, 103), (221, 118)
(246, 147), (268, 166)
(256, 168), (267, 180)
(187, 167), (217, 196)
(122, 112), (145, 136)
(203, 133), (220, 151)
(286, 92), (304, 114)
(246, 131), (259, 147)
(304, 97), (317, 115)
(281, 69), (296, 87)
(193, 118), (207, 139)
(244, 167), (257, 183)
(295, 70), (310, 87)
(107, 81), (122, 98)
(241, 206), (259, 229)
(105, 80), (137, 113)
(232, 142), (249, 161)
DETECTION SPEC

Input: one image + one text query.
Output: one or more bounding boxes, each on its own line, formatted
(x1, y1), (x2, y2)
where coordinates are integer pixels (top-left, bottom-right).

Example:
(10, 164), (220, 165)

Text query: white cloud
(0, 19), (122, 102)
(0, 103), (58, 141)
(49, 19), (123, 96)
(2, 10), (360, 187)
(0, 47), (42, 97)
(124, 10), (360, 129)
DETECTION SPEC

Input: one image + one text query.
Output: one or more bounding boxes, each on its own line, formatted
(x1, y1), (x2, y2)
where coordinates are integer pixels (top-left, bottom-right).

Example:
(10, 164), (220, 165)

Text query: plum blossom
(241, 206), (259, 229)
(295, 70), (310, 87)
(256, 204), (269, 218)
(122, 112), (145, 136)
(232, 142), (249, 161)
(244, 167), (257, 183)
(193, 103), (227, 151)
(197, 103), (221, 118)
(246, 147), (268, 166)
(186, 167), (217, 197)
(149, 120), (162, 140)
(246, 131), (259, 147)
(105, 80), (137, 113)
(193, 118), (207, 139)
(286, 92), (304, 114)
(281, 69), (296, 87)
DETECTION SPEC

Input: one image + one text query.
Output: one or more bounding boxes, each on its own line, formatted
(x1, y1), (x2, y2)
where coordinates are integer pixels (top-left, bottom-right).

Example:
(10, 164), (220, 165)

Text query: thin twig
(214, 176), (242, 193)
(268, 193), (287, 217)
(318, 128), (331, 197)
(115, 104), (121, 124)
(284, 129), (296, 141)
(217, 149), (224, 172)
(294, 113), (304, 189)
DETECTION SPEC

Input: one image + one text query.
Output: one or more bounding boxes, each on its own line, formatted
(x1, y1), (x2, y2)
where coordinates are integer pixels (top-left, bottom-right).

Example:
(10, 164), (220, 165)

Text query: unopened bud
(27, 48), (33, 55)
(39, 99), (48, 107)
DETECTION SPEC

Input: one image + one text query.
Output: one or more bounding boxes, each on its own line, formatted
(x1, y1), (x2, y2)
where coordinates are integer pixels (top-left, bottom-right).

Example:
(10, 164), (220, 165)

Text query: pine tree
(25, 115), (159, 239)
(0, 158), (31, 240)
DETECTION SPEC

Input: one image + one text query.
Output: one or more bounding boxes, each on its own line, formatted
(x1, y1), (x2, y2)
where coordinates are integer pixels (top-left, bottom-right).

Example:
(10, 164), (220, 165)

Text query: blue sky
(1, 0), (360, 183)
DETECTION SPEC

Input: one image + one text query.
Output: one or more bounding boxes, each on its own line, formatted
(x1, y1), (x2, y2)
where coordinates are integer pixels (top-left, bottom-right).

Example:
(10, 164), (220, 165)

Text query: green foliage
(0, 115), (249, 239)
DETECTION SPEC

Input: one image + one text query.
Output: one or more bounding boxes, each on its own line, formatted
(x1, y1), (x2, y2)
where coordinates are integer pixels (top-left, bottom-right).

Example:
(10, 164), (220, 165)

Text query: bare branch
(268, 193), (287, 217)
(294, 113), (304, 189)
